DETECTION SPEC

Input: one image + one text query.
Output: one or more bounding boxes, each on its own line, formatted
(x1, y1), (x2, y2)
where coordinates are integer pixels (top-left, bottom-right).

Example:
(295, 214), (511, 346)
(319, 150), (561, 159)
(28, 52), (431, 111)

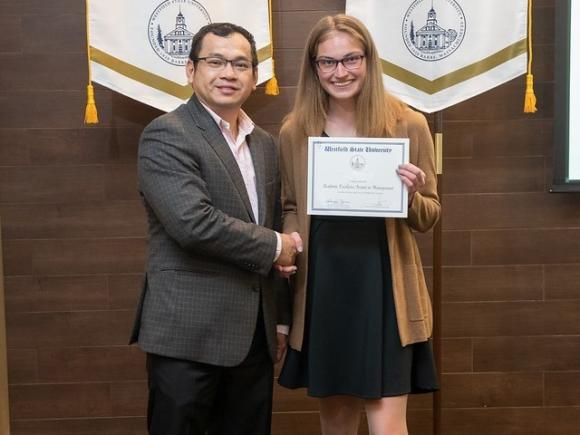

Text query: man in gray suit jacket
(130, 22), (301, 435)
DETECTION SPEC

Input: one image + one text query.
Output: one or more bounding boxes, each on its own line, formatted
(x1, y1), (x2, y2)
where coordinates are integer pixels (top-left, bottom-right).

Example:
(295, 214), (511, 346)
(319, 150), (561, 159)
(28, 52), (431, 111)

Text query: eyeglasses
(194, 56), (254, 72)
(313, 54), (365, 73)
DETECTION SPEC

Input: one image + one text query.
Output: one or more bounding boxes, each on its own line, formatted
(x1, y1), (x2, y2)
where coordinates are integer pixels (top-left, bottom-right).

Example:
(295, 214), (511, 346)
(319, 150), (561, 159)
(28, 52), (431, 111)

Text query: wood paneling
(443, 157), (545, 194)
(273, 11), (342, 49)
(0, 16), (21, 53)
(0, 54), (86, 91)
(108, 273), (145, 310)
(3, 238), (146, 275)
(442, 408), (580, 435)
(4, 275), (109, 312)
(0, 202), (146, 239)
(10, 417), (145, 435)
(441, 373), (543, 408)
(37, 346), (145, 382)
(441, 339), (472, 373)
(443, 300), (580, 337)
(442, 266), (543, 302)
(10, 383), (111, 419)
(6, 349), (38, 383)
(444, 192), (580, 230)
(111, 381), (147, 417)
(6, 310), (135, 348)
(20, 14), (85, 54)
(545, 264), (580, 300)
(472, 229), (580, 265)
(545, 372), (580, 406)
(473, 337), (580, 372)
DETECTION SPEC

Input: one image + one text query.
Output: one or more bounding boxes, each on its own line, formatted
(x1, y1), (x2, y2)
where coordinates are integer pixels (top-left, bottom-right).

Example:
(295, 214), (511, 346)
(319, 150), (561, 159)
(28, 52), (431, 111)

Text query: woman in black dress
(276, 14), (440, 435)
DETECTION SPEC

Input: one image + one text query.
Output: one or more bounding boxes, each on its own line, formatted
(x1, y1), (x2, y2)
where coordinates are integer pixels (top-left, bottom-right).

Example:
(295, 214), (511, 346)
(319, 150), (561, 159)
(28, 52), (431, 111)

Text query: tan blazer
(279, 107), (440, 350)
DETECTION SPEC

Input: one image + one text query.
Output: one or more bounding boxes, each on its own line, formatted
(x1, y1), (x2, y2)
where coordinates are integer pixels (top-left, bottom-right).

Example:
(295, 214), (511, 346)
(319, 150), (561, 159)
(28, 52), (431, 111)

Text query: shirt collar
(200, 101), (255, 138)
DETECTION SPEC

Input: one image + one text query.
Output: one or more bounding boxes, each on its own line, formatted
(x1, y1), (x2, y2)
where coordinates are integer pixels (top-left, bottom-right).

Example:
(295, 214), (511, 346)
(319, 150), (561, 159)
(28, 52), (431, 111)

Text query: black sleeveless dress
(278, 215), (438, 398)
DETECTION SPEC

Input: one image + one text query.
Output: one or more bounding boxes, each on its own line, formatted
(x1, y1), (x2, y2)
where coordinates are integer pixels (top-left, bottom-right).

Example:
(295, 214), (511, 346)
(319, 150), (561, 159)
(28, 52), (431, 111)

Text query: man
(130, 22), (301, 435)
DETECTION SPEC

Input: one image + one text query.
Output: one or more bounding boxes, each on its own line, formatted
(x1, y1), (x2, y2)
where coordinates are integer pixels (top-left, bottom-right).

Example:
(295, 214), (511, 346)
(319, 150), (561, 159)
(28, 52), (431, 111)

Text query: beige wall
(1, 0), (580, 434)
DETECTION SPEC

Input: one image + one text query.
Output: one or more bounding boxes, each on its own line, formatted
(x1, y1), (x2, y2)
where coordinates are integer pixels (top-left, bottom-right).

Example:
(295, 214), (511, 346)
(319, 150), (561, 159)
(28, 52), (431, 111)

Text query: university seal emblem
(148, 0), (211, 66)
(402, 0), (466, 62)
(350, 155), (366, 171)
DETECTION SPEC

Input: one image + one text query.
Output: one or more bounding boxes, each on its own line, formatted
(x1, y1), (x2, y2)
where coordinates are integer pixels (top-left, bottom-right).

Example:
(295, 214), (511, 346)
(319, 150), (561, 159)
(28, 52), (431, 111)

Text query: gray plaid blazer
(130, 95), (291, 366)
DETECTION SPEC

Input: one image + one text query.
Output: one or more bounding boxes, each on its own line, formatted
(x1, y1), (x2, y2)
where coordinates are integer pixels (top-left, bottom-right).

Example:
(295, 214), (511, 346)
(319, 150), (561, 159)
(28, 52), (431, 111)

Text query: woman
(277, 15), (440, 435)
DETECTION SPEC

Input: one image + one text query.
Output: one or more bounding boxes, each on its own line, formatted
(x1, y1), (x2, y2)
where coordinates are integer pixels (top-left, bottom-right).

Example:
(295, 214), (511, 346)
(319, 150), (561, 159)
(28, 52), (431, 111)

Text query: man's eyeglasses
(313, 54), (365, 73)
(194, 56), (254, 72)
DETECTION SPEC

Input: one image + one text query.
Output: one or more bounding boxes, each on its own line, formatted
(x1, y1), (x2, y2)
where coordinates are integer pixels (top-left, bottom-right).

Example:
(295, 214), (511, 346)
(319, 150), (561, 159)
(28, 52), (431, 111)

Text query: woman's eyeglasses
(313, 54), (365, 73)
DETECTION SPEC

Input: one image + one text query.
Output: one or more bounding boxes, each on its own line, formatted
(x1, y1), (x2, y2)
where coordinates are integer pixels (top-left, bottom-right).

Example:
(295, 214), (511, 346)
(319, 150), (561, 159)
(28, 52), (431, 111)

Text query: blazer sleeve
(279, 123), (300, 234)
(406, 111), (441, 233)
(138, 116), (278, 276)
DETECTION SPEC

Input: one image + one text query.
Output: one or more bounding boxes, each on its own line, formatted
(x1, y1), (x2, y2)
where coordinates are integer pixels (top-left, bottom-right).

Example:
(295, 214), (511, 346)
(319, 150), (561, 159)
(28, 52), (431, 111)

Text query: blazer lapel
(248, 134), (267, 226)
(186, 96), (255, 223)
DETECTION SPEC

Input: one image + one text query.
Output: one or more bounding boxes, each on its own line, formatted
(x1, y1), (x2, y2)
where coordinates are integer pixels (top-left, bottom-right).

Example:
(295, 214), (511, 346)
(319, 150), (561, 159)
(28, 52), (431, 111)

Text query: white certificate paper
(307, 137), (410, 218)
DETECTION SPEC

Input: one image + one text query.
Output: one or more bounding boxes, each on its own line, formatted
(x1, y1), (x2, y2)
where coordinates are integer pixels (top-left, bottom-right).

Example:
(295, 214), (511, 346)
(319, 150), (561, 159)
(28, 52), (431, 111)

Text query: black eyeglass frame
(312, 54), (366, 73)
(193, 56), (256, 71)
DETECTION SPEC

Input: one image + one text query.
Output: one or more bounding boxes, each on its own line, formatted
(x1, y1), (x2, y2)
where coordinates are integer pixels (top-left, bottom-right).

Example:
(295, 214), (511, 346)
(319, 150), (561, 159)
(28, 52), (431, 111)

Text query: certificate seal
(350, 154), (366, 171)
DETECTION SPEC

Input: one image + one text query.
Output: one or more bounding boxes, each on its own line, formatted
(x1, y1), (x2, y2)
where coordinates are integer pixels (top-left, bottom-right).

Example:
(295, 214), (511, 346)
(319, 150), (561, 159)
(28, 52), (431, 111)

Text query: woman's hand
(397, 163), (426, 205)
(275, 264), (298, 278)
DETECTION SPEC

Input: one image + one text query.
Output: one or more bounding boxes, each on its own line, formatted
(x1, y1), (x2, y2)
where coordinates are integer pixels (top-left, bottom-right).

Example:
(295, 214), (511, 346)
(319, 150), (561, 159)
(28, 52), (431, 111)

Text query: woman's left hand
(397, 163), (426, 204)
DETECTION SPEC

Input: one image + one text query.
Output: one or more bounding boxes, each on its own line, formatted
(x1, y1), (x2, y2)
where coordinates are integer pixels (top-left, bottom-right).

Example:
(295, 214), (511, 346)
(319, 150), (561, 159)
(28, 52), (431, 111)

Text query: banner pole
(432, 111), (443, 435)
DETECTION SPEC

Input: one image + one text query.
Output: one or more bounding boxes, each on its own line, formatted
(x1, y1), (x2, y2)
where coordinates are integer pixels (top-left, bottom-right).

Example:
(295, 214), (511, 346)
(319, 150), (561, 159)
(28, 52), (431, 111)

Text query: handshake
(274, 232), (303, 277)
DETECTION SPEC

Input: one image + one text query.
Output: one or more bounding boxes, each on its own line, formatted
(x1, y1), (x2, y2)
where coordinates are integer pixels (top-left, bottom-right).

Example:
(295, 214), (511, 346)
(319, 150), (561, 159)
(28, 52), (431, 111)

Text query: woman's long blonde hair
(285, 14), (405, 138)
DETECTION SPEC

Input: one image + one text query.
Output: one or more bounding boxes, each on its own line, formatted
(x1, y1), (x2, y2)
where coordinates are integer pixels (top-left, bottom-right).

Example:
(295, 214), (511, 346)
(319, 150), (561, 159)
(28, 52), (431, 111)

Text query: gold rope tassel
(265, 64), (280, 95)
(265, 0), (279, 95)
(84, 83), (99, 124)
(524, 0), (537, 113)
(84, 0), (99, 124)
(524, 73), (537, 113)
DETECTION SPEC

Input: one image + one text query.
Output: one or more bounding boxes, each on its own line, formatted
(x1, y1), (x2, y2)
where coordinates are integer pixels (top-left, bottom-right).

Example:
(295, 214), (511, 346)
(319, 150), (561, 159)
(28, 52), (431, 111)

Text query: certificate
(307, 136), (409, 218)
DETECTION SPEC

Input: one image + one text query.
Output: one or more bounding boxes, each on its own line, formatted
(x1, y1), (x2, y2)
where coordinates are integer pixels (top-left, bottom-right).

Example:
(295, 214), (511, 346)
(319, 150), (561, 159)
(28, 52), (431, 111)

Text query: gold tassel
(265, 70), (280, 96)
(84, 0), (99, 124)
(84, 83), (99, 124)
(524, 73), (537, 113)
(524, 0), (537, 113)
(265, 0), (279, 96)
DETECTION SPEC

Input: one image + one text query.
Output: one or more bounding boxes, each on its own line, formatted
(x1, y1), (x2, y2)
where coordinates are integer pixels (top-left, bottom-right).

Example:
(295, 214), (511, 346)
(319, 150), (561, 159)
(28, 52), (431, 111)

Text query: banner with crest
(87, 0), (274, 112)
(346, 0), (529, 113)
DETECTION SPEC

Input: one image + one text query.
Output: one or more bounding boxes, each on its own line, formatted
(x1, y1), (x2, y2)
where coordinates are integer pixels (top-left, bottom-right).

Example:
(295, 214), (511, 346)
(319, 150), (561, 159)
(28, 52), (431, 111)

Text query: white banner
(346, 0), (528, 113)
(88, 0), (274, 112)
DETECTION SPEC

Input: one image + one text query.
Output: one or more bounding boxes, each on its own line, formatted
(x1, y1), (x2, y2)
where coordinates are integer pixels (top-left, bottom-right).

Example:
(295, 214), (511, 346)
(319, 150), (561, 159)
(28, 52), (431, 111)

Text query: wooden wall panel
(442, 266), (543, 302)
(0, 0), (578, 434)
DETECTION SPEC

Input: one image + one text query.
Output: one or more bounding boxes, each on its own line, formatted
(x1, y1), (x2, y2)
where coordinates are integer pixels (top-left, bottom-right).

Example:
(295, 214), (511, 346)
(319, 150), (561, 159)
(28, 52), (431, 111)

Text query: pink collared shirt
(201, 103), (288, 335)
(202, 104), (259, 222)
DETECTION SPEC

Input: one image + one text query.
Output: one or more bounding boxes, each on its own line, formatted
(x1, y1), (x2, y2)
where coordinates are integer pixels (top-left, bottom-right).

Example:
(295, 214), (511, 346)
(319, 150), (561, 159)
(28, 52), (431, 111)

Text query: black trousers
(146, 316), (273, 435)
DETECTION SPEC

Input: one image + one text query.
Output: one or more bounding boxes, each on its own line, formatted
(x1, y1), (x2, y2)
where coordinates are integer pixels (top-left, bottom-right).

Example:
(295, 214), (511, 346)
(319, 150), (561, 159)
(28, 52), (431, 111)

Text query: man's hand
(276, 332), (288, 362)
(276, 232), (303, 267)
